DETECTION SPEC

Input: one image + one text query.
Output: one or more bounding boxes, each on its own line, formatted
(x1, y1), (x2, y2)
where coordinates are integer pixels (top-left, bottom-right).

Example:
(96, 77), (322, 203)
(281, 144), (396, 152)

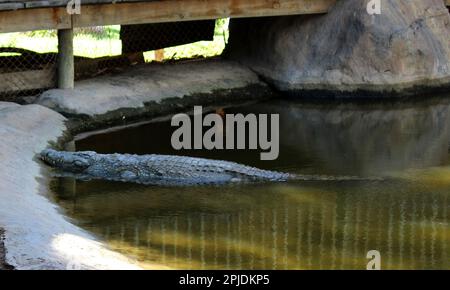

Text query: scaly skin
(40, 149), (375, 186)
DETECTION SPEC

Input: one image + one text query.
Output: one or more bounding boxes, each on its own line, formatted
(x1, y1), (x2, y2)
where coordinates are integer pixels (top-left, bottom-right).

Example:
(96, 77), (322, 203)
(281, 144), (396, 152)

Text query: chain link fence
(0, 19), (229, 101)
(0, 30), (58, 102)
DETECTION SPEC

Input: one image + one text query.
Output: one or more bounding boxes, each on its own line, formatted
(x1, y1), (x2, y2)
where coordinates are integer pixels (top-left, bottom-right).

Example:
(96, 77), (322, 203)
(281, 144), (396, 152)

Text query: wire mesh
(0, 19), (229, 101)
(0, 30), (58, 101)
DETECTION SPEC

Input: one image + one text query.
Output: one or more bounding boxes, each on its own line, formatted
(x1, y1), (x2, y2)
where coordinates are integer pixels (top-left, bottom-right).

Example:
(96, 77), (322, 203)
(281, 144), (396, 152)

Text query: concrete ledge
(0, 102), (141, 269)
(37, 59), (275, 132)
(266, 76), (450, 99)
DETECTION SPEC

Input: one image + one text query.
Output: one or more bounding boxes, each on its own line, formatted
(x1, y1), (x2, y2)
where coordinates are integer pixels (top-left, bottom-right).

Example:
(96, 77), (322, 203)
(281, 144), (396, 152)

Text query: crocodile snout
(40, 149), (58, 165)
(39, 149), (91, 172)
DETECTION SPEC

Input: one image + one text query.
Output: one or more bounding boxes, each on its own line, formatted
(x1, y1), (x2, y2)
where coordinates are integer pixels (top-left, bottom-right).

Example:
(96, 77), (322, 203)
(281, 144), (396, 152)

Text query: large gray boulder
(226, 0), (450, 97)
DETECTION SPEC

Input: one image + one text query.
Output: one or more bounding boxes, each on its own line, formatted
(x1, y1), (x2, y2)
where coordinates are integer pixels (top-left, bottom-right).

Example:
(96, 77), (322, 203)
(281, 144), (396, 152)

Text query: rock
(36, 59), (274, 130)
(226, 0), (450, 97)
(0, 103), (141, 269)
(0, 228), (13, 270)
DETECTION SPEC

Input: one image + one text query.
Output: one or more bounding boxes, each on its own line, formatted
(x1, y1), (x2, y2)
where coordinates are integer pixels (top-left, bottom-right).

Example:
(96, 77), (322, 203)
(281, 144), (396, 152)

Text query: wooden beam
(73, 0), (336, 27)
(0, 7), (71, 33)
(0, 68), (55, 92)
(0, 0), (335, 33)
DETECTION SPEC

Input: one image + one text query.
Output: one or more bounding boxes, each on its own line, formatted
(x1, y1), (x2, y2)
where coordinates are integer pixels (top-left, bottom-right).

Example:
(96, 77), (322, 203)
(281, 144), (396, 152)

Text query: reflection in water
(52, 99), (450, 269)
(276, 101), (450, 175)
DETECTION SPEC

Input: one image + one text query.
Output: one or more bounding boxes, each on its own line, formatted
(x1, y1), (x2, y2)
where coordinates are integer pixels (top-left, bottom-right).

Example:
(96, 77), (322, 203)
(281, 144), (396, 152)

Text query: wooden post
(155, 49), (165, 62)
(57, 29), (74, 89)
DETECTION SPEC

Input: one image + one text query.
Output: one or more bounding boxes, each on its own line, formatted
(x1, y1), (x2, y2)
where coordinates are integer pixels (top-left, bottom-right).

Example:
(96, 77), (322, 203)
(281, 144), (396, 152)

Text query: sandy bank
(0, 102), (141, 270)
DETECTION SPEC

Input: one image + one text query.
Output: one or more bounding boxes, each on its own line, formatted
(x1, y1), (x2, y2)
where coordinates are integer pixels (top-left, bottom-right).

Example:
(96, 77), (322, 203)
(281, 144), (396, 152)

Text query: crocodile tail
(290, 174), (384, 181)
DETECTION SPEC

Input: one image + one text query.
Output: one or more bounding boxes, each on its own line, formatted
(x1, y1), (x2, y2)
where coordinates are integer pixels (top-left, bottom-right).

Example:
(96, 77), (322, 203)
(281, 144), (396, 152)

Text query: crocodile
(40, 149), (376, 186)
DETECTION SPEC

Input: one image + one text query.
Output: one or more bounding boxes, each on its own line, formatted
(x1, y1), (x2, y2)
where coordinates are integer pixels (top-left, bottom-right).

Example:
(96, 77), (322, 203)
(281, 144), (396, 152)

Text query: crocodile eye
(73, 159), (90, 169)
(74, 161), (84, 167)
(121, 170), (137, 180)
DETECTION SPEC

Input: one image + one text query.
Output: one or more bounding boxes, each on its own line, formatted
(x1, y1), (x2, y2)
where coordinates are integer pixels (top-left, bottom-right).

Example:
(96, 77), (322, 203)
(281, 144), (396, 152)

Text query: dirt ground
(0, 228), (13, 270)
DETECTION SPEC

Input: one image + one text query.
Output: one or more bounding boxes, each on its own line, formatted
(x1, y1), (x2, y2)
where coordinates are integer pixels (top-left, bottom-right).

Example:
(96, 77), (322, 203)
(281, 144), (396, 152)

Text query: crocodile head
(40, 149), (95, 173)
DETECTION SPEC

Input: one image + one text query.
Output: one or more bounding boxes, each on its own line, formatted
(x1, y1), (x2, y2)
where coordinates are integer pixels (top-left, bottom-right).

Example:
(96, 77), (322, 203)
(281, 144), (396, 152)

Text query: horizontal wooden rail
(73, 0), (336, 27)
(0, 7), (71, 33)
(0, 68), (55, 92)
(0, 0), (336, 33)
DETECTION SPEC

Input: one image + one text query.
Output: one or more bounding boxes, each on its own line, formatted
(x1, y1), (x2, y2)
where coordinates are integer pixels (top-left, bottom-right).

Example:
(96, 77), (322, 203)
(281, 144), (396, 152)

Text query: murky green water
(52, 99), (450, 270)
